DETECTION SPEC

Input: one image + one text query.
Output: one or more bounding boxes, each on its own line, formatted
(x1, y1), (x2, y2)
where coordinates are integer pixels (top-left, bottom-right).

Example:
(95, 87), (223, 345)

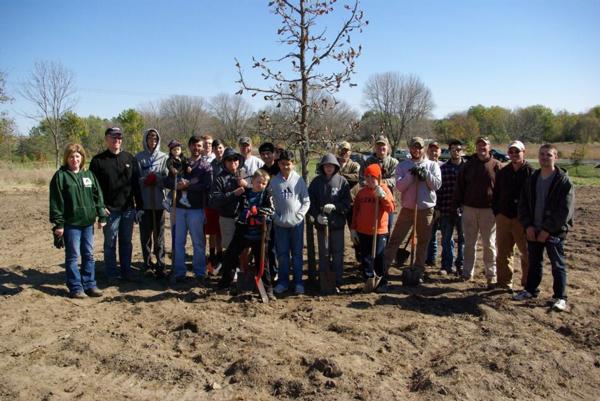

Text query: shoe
(552, 298), (567, 311)
(425, 260), (435, 267)
(196, 275), (210, 287)
(70, 291), (87, 299)
(486, 281), (497, 290)
(294, 284), (305, 295)
(375, 283), (389, 293)
(273, 283), (288, 294)
(179, 197), (192, 208)
(513, 290), (534, 301)
(84, 287), (103, 297)
(212, 262), (223, 276)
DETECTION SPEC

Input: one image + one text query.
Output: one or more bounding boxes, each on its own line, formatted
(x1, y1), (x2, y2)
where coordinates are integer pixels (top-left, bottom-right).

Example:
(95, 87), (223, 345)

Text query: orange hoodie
(351, 184), (396, 235)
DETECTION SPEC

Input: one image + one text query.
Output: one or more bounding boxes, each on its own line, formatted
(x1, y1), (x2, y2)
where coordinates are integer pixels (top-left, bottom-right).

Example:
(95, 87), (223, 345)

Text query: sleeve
(131, 155), (144, 210)
(259, 190), (275, 217)
(307, 178), (320, 220)
(382, 158), (398, 189)
(49, 171), (65, 229)
(542, 177), (574, 234)
(395, 163), (415, 193)
(380, 185), (396, 213)
(335, 178), (352, 216)
(351, 193), (360, 230)
(211, 176), (235, 205)
(491, 169), (501, 215)
(343, 162), (360, 186)
(297, 178), (311, 217)
(425, 162), (442, 192)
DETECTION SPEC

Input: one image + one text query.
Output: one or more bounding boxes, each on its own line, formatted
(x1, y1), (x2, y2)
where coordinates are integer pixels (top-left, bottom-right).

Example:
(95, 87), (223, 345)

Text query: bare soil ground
(1, 186), (599, 401)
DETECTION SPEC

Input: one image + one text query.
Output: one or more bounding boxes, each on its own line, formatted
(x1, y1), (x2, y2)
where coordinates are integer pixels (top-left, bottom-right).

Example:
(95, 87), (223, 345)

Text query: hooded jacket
(49, 167), (108, 228)
(210, 148), (245, 218)
(308, 153), (351, 230)
(518, 166), (574, 239)
(269, 170), (310, 228)
(351, 183), (395, 235)
(394, 157), (442, 209)
(135, 129), (168, 210)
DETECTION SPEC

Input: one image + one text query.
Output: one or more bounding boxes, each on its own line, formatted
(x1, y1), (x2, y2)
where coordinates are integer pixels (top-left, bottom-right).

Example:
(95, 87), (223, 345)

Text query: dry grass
(0, 162), (55, 191)
(498, 142), (600, 160)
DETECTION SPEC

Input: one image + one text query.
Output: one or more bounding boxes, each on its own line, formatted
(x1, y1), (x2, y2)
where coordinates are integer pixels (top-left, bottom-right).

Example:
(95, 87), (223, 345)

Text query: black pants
(139, 209), (166, 271)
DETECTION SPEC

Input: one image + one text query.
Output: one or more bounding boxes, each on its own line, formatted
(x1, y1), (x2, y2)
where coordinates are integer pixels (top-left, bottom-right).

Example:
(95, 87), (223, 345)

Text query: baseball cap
(475, 136), (490, 145)
(408, 137), (425, 148)
(374, 135), (389, 146)
(168, 139), (182, 150)
(338, 141), (351, 151)
(238, 136), (252, 146)
(507, 140), (525, 152)
(428, 141), (441, 149)
(105, 127), (123, 138)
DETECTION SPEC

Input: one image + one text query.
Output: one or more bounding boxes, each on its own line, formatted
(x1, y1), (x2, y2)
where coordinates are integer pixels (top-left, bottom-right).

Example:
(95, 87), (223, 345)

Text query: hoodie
(269, 170), (310, 228)
(308, 153), (351, 230)
(135, 129), (168, 210)
(394, 157), (442, 209)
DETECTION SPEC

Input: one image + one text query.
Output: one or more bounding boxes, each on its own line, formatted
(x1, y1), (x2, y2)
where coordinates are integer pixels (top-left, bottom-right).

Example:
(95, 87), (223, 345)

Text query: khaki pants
(462, 206), (496, 282)
(495, 214), (528, 288)
(384, 207), (434, 268)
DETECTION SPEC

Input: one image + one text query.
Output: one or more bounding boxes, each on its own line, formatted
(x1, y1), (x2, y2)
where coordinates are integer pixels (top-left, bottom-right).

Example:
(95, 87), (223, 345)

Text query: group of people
(49, 128), (574, 311)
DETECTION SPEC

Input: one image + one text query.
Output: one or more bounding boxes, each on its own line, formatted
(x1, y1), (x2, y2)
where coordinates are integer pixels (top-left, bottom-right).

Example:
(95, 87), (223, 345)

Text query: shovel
(169, 175), (179, 284)
(402, 180), (423, 286)
(255, 218), (270, 303)
(364, 191), (381, 292)
(319, 216), (336, 295)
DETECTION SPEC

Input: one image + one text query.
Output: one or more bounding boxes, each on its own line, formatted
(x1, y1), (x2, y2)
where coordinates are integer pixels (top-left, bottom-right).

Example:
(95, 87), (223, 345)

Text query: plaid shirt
(436, 160), (463, 215)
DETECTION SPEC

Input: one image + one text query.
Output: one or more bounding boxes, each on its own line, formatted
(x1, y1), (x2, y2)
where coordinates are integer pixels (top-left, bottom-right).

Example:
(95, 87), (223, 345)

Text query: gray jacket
(135, 129), (168, 210)
(269, 170), (310, 228)
(308, 153), (351, 230)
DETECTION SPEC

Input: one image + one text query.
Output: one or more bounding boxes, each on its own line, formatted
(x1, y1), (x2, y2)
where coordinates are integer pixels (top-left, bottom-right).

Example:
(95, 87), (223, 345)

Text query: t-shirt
(534, 171), (556, 229)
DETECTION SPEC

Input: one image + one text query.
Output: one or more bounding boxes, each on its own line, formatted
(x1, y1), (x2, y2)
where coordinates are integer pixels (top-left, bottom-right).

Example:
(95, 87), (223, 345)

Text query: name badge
(82, 177), (93, 188)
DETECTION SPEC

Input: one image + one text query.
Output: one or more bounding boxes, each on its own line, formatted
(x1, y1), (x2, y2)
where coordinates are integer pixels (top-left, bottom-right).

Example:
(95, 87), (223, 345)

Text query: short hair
(539, 143), (558, 155)
(200, 134), (214, 141)
(212, 139), (224, 148)
(277, 150), (294, 162)
(253, 169), (270, 182)
(448, 139), (463, 149)
(259, 142), (275, 153)
(62, 143), (87, 168)
(188, 135), (202, 146)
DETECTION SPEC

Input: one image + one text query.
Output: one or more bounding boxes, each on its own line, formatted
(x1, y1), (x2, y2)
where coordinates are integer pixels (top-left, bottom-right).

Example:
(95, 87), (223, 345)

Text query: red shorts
(204, 207), (220, 235)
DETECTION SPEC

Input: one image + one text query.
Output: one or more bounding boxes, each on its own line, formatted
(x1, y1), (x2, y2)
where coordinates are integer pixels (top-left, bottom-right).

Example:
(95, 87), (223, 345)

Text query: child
(308, 153), (351, 293)
(218, 169), (275, 298)
(270, 150), (310, 295)
(351, 163), (396, 292)
(164, 139), (191, 209)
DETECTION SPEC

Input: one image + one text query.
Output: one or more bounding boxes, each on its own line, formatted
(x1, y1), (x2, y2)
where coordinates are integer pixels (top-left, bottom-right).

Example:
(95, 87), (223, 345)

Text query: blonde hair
(62, 143), (87, 169)
(200, 134), (214, 141)
(253, 169), (270, 183)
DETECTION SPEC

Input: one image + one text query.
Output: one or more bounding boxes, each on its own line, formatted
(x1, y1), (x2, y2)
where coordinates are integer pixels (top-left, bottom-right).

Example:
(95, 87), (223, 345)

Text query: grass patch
(0, 161), (55, 190)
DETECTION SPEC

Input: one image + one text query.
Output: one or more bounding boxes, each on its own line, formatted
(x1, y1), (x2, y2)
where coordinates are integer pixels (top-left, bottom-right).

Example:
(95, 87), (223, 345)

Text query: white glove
(374, 185), (386, 199)
(323, 203), (336, 214)
(135, 210), (144, 223)
(350, 229), (360, 245)
(317, 214), (328, 225)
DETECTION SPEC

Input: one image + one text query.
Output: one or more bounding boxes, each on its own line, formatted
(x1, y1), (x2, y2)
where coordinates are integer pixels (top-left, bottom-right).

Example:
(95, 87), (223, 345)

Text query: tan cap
(475, 136), (490, 145)
(408, 137), (425, 148)
(338, 141), (351, 151)
(374, 135), (389, 145)
(428, 141), (441, 148)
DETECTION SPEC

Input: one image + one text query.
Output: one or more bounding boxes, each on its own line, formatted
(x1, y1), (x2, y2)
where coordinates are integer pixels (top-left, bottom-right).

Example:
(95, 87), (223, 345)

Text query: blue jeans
(426, 217), (440, 264)
(358, 232), (388, 284)
(173, 208), (206, 278)
(439, 215), (464, 272)
(274, 223), (304, 288)
(526, 237), (567, 299)
(102, 209), (135, 279)
(64, 225), (96, 294)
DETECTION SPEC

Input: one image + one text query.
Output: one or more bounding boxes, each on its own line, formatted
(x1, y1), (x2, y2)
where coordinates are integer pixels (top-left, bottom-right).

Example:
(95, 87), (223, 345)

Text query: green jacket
(49, 167), (107, 229)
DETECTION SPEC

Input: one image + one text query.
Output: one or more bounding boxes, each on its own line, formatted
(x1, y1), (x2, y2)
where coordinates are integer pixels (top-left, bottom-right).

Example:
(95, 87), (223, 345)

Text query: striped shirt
(436, 159), (463, 215)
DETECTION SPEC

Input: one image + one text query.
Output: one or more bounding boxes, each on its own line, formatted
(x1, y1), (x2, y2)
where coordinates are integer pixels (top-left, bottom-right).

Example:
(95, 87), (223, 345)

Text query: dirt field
(1, 186), (599, 401)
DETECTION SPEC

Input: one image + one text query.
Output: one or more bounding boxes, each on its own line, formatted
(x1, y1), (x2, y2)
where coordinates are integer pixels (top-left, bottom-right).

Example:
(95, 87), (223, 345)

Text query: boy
(270, 150), (310, 295)
(351, 164), (396, 292)
(308, 153), (351, 292)
(164, 139), (191, 209)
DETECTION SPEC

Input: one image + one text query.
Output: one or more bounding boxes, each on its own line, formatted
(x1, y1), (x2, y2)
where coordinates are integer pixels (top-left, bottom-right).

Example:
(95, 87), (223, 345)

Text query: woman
(49, 143), (108, 298)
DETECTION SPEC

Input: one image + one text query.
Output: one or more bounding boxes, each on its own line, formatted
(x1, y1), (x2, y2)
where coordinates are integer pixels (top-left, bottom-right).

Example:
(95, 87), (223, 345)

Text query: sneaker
(294, 284), (305, 295)
(552, 298), (567, 311)
(84, 287), (103, 297)
(179, 197), (191, 208)
(486, 281), (497, 290)
(513, 290), (534, 301)
(273, 283), (288, 294)
(70, 291), (87, 299)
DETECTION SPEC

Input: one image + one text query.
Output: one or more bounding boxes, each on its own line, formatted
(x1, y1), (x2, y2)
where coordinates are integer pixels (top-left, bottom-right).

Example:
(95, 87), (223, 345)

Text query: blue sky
(2, 0), (599, 135)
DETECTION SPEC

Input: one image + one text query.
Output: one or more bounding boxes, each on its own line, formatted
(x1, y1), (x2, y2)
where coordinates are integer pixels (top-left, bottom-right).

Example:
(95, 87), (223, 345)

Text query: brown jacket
(454, 155), (503, 209)
(338, 158), (360, 189)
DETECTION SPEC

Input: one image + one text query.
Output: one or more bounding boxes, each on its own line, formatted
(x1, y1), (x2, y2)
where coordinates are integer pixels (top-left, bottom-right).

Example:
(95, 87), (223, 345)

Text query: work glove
(317, 214), (328, 225)
(250, 205), (258, 216)
(53, 232), (65, 249)
(409, 166), (427, 181)
(143, 172), (157, 186)
(135, 210), (144, 224)
(374, 185), (386, 199)
(322, 203), (336, 214)
(350, 229), (360, 246)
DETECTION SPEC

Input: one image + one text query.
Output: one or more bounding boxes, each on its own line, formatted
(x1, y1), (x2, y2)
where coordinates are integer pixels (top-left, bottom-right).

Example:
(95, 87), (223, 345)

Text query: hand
(317, 214), (328, 225)
(350, 229), (360, 245)
(186, 166), (192, 174)
(238, 178), (248, 188)
(410, 166), (427, 181)
(536, 230), (550, 243)
(143, 172), (157, 186)
(54, 228), (64, 237)
(374, 185), (386, 199)
(97, 222), (106, 229)
(104, 208), (111, 216)
(322, 203), (336, 214)
(526, 226), (537, 242)
(135, 210), (144, 224)
(233, 187), (245, 196)
(176, 181), (189, 190)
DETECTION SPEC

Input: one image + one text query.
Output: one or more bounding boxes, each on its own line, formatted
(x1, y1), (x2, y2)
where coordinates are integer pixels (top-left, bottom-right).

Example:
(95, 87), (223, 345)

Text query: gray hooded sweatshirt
(135, 129), (168, 210)
(269, 170), (310, 228)
(308, 153), (351, 230)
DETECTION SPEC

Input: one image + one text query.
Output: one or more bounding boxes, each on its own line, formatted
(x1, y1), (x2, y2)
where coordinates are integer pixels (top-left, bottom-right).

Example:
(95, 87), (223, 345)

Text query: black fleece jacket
(90, 149), (143, 211)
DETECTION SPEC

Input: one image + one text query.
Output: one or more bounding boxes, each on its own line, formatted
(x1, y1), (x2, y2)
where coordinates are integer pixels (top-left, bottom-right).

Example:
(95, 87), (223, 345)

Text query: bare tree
(363, 72), (433, 152)
(235, 0), (367, 180)
(160, 95), (210, 137)
(20, 61), (77, 167)
(209, 93), (253, 145)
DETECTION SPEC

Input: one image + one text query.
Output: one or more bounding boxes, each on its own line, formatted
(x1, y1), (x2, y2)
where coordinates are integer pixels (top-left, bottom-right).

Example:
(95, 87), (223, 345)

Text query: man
(239, 136), (264, 184)
(454, 136), (503, 288)
(168, 135), (212, 284)
(258, 142), (280, 177)
(436, 140), (465, 275)
(90, 127), (143, 282)
(425, 141), (443, 267)
(384, 137), (442, 275)
(135, 128), (168, 278)
(513, 144), (574, 311)
(492, 140), (534, 291)
(200, 134), (218, 268)
(201, 134), (215, 164)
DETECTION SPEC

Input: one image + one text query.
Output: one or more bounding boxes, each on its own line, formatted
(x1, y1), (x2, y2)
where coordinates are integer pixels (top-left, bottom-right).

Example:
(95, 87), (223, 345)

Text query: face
(427, 146), (440, 161)
(365, 174), (378, 188)
(170, 146), (182, 158)
(322, 164), (336, 177)
(189, 141), (202, 158)
(278, 159), (294, 177)
(146, 133), (158, 151)
(252, 176), (268, 192)
(105, 135), (122, 153)
(409, 144), (424, 160)
(449, 144), (463, 161)
(260, 150), (275, 166)
(239, 143), (251, 155)
(202, 139), (213, 155)
(224, 158), (239, 173)
(68, 152), (82, 171)
(508, 147), (525, 164)
(374, 143), (388, 158)
(213, 143), (225, 159)
(476, 141), (490, 159)
(538, 147), (557, 169)
(338, 148), (350, 161)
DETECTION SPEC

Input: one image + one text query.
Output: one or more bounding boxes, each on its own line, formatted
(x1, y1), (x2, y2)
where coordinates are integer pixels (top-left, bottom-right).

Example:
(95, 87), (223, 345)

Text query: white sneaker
(512, 290), (534, 301)
(552, 298), (567, 311)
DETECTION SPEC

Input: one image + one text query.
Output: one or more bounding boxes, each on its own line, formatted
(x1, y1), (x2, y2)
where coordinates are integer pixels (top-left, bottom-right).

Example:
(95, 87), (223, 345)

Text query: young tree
(0, 71), (17, 161)
(235, 0), (367, 180)
(116, 108), (144, 153)
(20, 61), (77, 167)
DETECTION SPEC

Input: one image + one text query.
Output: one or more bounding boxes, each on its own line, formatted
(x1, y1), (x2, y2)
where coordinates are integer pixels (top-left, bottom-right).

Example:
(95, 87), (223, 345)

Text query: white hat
(507, 140), (525, 152)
